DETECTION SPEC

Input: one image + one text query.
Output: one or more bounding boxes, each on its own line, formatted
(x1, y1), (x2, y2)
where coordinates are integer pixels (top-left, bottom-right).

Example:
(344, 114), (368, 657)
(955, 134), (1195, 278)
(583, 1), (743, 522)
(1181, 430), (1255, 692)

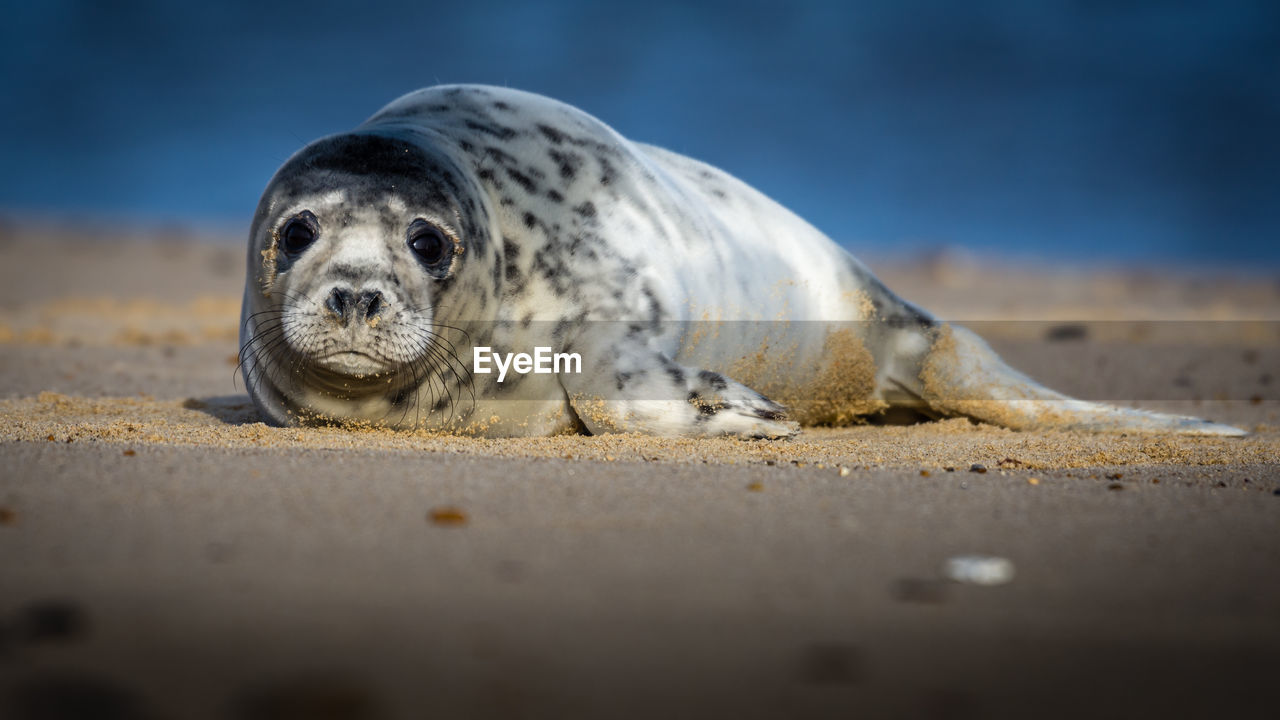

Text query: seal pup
(239, 84), (1244, 438)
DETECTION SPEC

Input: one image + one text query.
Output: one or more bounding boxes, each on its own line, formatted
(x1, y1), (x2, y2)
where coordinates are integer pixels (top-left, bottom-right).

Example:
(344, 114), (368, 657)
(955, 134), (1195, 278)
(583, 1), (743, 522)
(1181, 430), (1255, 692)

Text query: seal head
(240, 131), (491, 427)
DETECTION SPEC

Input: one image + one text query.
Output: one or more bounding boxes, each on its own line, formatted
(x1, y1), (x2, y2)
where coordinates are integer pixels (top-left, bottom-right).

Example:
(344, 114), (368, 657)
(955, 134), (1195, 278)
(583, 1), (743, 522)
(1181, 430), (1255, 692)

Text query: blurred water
(1, 0), (1277, 267)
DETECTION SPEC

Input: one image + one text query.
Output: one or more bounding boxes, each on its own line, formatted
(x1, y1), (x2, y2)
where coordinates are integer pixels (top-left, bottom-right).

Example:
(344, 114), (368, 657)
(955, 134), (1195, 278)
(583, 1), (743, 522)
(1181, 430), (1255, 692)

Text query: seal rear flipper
(915, 324), (1247, 437)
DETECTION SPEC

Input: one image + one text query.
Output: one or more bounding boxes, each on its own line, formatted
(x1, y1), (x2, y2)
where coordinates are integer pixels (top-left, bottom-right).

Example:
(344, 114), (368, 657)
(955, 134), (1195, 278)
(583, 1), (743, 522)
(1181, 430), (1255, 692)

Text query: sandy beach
(2, 228), (1277, 718)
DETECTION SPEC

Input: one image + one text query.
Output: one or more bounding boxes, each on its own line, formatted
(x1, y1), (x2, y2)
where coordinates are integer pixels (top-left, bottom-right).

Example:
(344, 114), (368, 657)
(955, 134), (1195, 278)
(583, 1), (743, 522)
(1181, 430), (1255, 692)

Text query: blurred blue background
(2, 0), (1277, 267)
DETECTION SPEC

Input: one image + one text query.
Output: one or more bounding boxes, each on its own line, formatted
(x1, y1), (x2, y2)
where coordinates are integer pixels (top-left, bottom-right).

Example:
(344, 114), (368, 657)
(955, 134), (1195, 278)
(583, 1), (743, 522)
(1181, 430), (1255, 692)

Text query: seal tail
(913, 324), (1247, 437)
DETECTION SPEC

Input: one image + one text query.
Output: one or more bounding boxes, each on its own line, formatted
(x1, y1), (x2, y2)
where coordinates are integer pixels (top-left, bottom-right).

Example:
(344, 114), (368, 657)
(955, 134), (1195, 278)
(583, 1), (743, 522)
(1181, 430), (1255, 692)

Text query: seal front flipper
(560, 348), (799, 439)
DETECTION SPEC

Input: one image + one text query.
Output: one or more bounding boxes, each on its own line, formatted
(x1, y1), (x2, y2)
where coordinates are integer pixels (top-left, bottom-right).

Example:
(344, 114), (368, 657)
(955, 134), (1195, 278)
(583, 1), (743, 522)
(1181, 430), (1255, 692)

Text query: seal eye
(408, 220), (450, 268)
(280, 214), (318, 255)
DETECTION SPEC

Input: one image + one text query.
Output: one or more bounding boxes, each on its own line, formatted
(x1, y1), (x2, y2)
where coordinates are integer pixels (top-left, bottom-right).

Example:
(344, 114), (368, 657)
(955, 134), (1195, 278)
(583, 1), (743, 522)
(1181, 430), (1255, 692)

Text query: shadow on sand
(182, 395), (263, 426)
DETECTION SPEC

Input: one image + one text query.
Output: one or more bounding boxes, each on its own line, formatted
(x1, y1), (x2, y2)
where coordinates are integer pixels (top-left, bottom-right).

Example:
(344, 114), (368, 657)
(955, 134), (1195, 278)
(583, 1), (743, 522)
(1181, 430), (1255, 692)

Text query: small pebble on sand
(944, 555), (1015, 586)
(428, 507), (469, 527)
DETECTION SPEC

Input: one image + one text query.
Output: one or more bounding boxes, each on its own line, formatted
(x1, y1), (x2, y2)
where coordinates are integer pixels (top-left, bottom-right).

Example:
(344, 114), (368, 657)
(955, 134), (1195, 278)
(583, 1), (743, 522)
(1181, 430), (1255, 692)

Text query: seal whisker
(408, 326), (473, 411)
(415, 326), (476, 403)
(243, 335), (290, 400)
(404, 336), (438, 430)
(235, 321), (289, 391)
(404, 307), (473, 346)
(405, 331), (460, 426)
(245, 323), (306, 402)
(415, 327), (470, 426)
(380, 327), (427, 429)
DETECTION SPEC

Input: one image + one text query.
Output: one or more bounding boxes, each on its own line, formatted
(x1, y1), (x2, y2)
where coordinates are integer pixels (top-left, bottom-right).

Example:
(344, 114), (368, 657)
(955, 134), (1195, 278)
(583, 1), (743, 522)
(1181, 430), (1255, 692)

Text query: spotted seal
(239, 84), (1244, 438)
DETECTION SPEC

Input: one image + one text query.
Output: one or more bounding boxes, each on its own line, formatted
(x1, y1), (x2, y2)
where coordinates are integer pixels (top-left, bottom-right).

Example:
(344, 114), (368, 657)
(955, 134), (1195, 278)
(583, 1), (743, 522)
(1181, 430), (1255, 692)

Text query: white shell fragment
(944, 555), (1016, 586)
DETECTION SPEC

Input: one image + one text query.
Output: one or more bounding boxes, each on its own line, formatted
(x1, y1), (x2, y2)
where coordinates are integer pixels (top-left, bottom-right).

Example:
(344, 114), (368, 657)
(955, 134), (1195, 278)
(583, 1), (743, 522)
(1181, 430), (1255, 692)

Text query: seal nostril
(326, 288), (354, 323)
(361, 290), (385, 320)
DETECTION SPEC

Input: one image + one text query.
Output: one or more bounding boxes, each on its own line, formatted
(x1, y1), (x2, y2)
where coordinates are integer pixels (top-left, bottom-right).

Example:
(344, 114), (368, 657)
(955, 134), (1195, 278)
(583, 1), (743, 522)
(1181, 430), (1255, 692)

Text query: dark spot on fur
(506, 168), (537, 194)
(615, 371), (632, 391)
(698, 370), (728, 391)
(711, 189), (727, 200)
(464, 119), (517, 141)
(546, 189), (564, 203)
(687, 391), (718, 416)
(532, 247), (573, 296)
(885, 315), (912, 329)
(537, 124), (568, 144)
(598, 157), (618, 186)
(522, 212), (539, 230)
(548, 149), (582, 180)
(502, 237), (521, 263)
(501, 254), (524, 290)
(641, 285), (664, 326)
(665, 363), (685, 385)
(326, 265), (362, 284)
(485, 145), (517, 166)
(552, 319), (574, 341)
(574, 201), (597, 218)
(687, 391), (728, 418)
(885, 306), (934, 330)
(492, 100), (513, 111)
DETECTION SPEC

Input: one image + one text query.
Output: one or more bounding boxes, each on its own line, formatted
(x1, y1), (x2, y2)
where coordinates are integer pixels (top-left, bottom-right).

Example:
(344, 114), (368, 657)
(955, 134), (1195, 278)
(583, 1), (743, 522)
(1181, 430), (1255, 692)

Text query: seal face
(241, 131), (486, 429)
(241, 85), (1244, 438)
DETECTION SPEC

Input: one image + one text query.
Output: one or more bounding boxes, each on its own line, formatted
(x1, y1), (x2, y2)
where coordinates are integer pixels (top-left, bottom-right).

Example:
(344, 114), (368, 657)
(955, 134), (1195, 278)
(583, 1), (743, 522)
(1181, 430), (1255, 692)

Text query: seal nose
(357, 289), (385, 324)
(326, 288), (385, 326)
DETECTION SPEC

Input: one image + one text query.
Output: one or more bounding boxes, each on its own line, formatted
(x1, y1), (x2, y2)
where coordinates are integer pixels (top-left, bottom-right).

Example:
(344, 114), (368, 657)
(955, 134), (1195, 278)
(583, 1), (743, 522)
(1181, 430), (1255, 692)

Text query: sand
(1, 228), (1278, 718)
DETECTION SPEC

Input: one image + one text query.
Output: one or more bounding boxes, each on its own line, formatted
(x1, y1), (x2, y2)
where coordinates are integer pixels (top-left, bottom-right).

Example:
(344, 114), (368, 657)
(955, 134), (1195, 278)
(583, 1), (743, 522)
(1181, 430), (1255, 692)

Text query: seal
(240, 84), (1245, 438)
